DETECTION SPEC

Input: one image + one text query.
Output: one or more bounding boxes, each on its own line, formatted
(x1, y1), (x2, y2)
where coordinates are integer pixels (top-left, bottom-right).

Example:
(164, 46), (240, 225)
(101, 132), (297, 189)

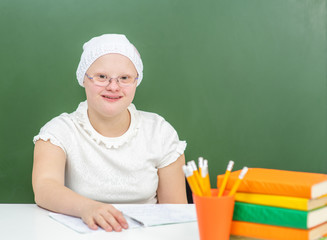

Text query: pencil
(218, 160), (234, 197)
(228, 166), (248, 196)
(183, 165), (203, 196)
(198, 157), (204, 177)
(201, 159), (212, 196)
(198, 157), (204, 188)
(188, 160), (204, 194)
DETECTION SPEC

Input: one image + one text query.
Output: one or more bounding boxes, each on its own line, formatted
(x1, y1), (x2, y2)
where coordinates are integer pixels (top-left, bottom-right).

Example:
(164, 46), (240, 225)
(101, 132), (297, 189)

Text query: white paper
(49, 212), (145, 233)
(49, 204), (196, 233)
(116, 204), (197, 227)
(49, 212), (104, 233)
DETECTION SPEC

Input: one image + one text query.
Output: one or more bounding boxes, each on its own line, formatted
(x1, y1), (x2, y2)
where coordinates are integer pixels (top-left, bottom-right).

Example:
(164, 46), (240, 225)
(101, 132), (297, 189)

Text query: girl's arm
(156, 154), (188, 203)
(32, 140), (128, 232)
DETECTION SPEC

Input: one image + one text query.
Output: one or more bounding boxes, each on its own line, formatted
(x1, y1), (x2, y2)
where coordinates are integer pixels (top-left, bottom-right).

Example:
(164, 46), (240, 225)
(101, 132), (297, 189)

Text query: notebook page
(49, 212), (143, 233)
(114, 204), (197, 227)
(49, 204), (196, 233)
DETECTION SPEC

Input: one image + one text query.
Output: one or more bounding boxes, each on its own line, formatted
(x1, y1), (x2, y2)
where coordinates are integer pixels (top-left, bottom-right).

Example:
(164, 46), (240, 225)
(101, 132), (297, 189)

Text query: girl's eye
(120, 75), (130, 80)
(99, 74), (107, 79)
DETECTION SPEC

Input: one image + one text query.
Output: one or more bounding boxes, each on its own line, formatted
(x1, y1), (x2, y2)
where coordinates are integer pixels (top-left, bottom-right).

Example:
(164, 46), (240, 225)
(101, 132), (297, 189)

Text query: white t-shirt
(33, 101), (186, 204)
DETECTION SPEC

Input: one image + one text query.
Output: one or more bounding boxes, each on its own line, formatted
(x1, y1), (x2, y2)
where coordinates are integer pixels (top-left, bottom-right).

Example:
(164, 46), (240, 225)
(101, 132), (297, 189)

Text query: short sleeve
(157, 120), (187, 169)
(33, 114), (72, 155)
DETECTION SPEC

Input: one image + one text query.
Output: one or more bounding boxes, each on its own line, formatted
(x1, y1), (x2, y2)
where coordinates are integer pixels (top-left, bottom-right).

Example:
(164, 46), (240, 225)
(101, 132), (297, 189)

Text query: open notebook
(49, 204), (197, 233)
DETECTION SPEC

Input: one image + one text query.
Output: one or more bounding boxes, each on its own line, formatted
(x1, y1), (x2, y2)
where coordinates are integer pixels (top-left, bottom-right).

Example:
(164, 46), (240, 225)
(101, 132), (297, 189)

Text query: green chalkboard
(0, 0), (326, 203)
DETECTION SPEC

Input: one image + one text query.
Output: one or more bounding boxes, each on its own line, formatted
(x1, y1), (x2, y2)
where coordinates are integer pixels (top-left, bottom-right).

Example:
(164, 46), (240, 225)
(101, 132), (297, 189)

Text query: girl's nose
(105, 78), (120, 90)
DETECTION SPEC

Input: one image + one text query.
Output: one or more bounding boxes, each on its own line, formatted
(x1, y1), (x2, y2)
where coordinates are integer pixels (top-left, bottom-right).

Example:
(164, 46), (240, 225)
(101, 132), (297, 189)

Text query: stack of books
(217, 168), (327, 240)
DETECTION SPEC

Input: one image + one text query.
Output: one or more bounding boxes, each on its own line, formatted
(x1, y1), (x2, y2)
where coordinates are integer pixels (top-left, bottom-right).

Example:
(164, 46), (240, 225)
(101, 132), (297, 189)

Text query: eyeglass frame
(85, 73), (138, 87)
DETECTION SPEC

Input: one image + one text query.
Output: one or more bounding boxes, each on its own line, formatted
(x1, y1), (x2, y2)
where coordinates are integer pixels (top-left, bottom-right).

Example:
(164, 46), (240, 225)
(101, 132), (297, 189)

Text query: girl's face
(84, 53), (138, 120)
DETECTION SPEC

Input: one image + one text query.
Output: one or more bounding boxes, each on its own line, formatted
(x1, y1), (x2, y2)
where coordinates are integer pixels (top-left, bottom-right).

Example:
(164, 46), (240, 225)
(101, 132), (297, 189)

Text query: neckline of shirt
(73, 100), (140, 149)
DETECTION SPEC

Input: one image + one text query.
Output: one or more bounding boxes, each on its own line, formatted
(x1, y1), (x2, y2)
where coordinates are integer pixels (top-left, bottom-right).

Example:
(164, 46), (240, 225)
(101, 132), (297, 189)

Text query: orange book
(231, 221), (327, 240)
(217, 168), (327, 199)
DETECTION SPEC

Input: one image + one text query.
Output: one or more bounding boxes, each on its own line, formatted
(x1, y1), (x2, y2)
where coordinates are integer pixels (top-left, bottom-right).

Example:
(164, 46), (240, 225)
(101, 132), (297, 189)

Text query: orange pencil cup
(193, 189), (235, 240)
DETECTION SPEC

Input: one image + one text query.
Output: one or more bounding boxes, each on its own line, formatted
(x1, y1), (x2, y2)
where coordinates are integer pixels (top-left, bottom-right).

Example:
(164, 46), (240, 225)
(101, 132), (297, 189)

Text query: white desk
(0, 204), (255, 240)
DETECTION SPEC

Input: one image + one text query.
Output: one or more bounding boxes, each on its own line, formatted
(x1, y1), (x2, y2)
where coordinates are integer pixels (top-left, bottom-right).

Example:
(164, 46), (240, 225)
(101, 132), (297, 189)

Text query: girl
(32, 34), (187, 232)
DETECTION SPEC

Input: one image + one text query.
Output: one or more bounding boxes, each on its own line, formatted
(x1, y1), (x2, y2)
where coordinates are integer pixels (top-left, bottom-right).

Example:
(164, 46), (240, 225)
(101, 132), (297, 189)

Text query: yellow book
(235, 192), (327, 211)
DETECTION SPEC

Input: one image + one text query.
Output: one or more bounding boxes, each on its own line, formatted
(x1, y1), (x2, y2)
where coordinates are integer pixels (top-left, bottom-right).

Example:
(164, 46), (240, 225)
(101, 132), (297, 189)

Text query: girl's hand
(81, 202), (128, 232)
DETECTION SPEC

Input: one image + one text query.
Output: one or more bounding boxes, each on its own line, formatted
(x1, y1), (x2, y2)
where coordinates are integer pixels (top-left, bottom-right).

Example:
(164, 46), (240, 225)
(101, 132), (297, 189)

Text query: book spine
(217, 170), (316, 198)
(233, 202), (308, 229)
(231, 221), (310, 240)
(234, 192), (309, 211)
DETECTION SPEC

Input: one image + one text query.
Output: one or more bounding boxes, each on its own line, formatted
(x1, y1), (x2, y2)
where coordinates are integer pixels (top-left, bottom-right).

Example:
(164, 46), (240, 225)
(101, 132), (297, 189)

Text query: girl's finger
(94, 214), (113, 232)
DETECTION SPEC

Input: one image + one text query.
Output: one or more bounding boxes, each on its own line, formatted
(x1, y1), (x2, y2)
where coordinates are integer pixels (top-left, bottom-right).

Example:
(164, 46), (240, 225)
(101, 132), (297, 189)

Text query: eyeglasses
(85, 73), (138, 87)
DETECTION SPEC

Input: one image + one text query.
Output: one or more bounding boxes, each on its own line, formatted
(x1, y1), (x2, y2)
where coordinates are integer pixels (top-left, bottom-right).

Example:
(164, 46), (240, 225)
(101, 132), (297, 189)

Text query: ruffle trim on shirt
(72, 101), (140, 149)
(33, 134), (66, 154)
(158, 140), (187, 169)
(176, 140), (187, 154)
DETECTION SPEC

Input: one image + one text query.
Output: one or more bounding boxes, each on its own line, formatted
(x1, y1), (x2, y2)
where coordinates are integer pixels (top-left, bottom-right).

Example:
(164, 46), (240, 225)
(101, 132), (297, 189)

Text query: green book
(233, 202), (327, 229)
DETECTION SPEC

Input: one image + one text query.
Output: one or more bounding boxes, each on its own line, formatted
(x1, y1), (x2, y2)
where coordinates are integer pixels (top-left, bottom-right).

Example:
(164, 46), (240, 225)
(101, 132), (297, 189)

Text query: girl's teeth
(105, 96), (119, 99)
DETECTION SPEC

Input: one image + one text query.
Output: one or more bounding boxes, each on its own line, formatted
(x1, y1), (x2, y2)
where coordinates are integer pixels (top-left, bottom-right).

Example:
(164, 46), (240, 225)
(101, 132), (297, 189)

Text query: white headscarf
(76, 34), (143, 87)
